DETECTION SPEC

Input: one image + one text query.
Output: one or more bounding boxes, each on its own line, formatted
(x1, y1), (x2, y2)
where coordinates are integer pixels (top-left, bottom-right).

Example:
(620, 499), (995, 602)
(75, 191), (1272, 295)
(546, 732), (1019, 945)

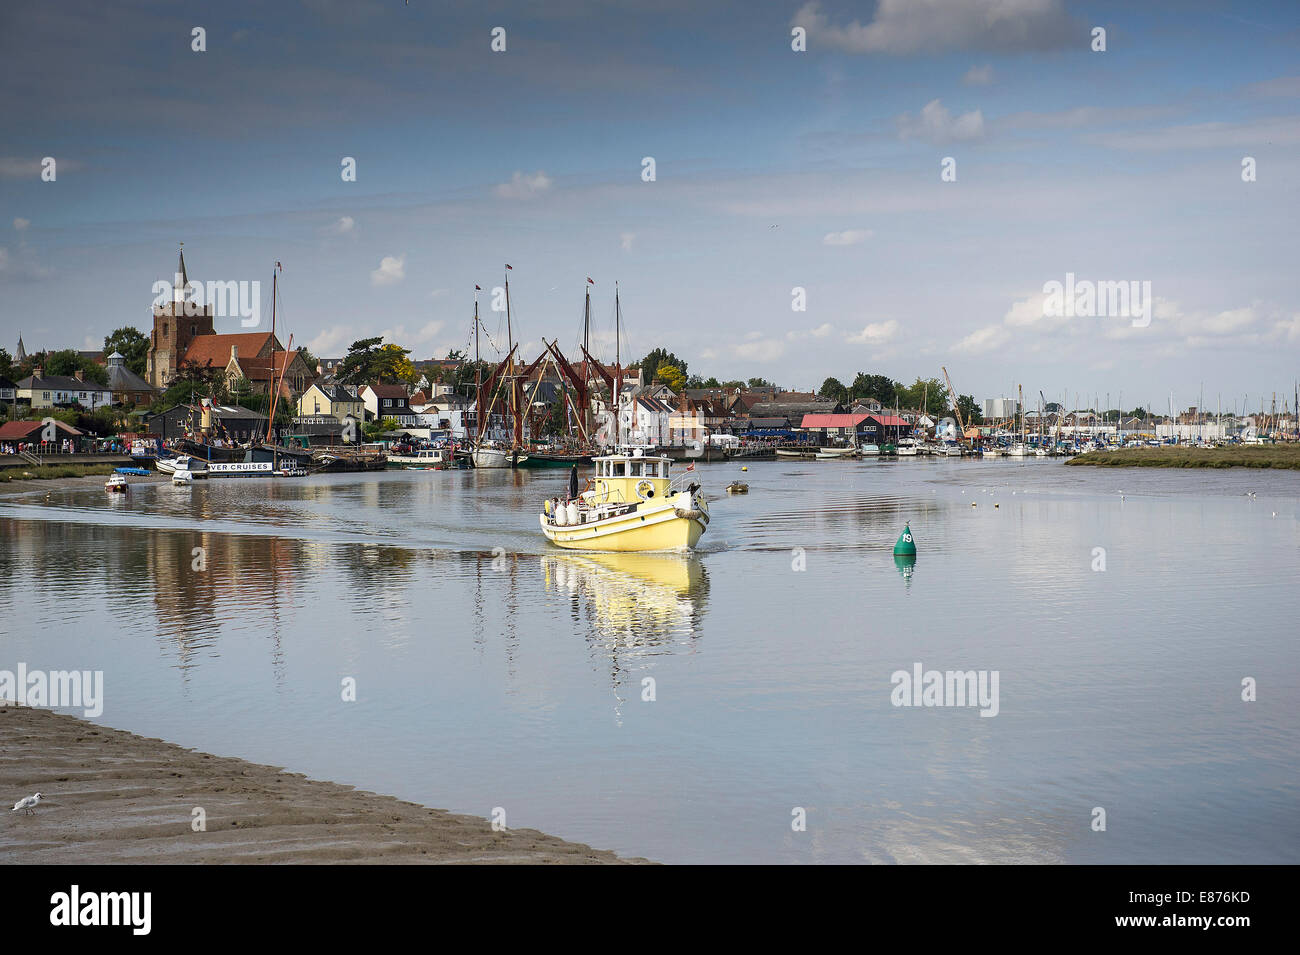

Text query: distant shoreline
(1, 705), (643, 864)
(1066, 445), (1300, 470)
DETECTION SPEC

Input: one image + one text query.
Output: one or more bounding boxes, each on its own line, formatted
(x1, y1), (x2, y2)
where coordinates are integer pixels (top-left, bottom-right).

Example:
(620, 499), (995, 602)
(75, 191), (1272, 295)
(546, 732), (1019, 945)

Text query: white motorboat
(1005, 444), (1029, 458)
(896, 440), (918, 456)
(817, 445), (858, 458)
(172, 470), (194, 486)
(156, 454), (208, 478)
(105, 473), (130, 494)
(389, 448), (452, 468)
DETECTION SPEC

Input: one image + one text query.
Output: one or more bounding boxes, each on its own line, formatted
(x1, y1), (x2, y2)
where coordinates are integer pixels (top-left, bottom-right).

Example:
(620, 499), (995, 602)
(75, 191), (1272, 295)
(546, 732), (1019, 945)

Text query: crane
(940, 366), (967, 445)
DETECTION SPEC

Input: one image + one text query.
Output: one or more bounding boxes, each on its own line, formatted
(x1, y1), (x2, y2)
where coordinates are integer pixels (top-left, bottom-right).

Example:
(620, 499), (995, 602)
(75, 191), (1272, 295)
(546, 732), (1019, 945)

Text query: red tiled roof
(0, 419), (84, 440)
(232, 351), (301, 381)
(182, 333), (274, 368)
(864, 414), (909, 426)
(801, 413), (871, 428)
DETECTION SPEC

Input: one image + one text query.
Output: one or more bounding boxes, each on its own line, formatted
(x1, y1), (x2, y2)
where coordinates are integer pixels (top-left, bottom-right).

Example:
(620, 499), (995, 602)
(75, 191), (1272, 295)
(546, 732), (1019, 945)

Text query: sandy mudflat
(1, 706), (644, 864)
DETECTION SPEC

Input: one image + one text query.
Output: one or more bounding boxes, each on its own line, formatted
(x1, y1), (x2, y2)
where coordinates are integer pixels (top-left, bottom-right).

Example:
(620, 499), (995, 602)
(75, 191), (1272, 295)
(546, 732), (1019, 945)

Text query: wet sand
(1, 706), (643, 864)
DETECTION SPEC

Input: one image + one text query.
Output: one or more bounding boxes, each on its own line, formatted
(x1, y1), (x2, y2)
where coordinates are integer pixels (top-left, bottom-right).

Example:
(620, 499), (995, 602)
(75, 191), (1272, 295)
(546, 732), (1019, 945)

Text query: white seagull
(12, 792), (42, 815)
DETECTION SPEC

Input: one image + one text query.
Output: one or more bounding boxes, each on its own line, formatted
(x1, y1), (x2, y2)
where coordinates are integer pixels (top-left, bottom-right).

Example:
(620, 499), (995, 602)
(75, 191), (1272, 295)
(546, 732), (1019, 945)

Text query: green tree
(43, 348), (109, 386)
(819, 376), (848, 403)
(747, 377), (774, 389)
(0, 347), (14, 380)
(701, 376), (721, 388)
(638, 348), (687, 382)
(956, 394), (983, 426)
(893, 377), (947, 416)
(849, 373), (895, 405)
(103, 327), (150, 377)
(337, 337), (385, 385)
(720, 380), (744, 389)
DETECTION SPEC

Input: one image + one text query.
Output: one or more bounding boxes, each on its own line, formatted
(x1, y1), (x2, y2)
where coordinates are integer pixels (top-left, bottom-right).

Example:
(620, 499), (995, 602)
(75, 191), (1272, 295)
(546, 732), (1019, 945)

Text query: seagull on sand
(12, 792), (42, 815)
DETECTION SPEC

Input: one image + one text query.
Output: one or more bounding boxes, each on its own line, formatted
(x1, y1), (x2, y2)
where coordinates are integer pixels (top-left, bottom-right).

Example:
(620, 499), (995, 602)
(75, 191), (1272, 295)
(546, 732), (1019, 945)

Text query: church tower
(147, 244), (214, 388)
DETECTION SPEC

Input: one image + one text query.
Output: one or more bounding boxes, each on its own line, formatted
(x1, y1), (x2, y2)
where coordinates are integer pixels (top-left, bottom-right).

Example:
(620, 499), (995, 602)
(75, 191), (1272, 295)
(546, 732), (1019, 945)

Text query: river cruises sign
(207, 462), (274, 473)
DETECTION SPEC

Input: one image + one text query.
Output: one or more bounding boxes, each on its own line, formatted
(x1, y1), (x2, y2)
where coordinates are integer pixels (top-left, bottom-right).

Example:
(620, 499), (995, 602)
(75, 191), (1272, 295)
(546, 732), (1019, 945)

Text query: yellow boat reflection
(541, 551), (709, 645)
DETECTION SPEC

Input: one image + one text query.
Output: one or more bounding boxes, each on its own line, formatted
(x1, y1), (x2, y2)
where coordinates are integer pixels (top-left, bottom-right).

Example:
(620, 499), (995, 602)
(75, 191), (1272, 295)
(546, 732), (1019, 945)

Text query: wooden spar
(266, 263), (280, 446)
(614, 282), (621, 447)
(473, 291), (481, 443)
(546, 341), (592, 442)
(476, 344), (519, 445)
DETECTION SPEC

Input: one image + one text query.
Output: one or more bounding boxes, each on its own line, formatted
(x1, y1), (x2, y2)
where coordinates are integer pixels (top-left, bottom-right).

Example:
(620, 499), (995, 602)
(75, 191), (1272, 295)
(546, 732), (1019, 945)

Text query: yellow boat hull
(541, 496), (708, 552)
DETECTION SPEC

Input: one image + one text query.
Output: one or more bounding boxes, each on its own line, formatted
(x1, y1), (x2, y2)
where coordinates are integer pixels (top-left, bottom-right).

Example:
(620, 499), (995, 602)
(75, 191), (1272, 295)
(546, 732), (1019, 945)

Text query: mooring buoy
(893, 522), (916, 556)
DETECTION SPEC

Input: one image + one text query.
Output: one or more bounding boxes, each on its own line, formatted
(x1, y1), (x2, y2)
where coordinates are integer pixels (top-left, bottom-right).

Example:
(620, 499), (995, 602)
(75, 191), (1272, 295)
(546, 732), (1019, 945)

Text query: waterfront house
(0, 376), (16, 405)
(16, 369), (112, 411)
(297, 382), (364, 421)
(360, 384), (417, 426)
(146, 402), (268, 441)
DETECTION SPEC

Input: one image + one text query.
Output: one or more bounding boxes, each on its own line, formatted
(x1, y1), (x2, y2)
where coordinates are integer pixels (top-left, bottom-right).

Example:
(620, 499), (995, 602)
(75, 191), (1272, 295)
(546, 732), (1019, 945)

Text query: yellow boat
(540, 449), (709, 551)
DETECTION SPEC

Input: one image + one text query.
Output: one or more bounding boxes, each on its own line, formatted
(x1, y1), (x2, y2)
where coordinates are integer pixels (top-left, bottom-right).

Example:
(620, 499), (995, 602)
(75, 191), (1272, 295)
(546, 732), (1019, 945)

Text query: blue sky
(1, 0), (1297, 412)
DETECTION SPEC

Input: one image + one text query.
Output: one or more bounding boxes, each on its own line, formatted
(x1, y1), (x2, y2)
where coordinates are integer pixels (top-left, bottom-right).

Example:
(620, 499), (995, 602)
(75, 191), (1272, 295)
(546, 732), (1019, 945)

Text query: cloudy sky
(1, 0), (1296, 411)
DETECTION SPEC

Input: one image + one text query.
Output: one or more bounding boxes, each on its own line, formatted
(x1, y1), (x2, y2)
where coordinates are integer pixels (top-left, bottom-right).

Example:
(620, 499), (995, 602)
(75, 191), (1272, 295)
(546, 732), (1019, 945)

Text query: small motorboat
(105, 473), (130, 494)
(725, 481), (749, 494)
(172, 470), (194, 486)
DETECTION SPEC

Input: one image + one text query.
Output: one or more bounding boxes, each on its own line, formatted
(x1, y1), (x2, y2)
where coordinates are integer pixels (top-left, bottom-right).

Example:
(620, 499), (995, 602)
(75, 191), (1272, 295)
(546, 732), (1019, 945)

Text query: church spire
(15, 333), (26, 363)
(175, 242), (189, 304)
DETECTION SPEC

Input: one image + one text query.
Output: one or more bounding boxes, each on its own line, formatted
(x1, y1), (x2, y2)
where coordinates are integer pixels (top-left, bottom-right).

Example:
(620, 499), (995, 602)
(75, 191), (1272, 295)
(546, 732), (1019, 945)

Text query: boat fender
(675, 507), (705, 521)
(566, 501), (579, 525)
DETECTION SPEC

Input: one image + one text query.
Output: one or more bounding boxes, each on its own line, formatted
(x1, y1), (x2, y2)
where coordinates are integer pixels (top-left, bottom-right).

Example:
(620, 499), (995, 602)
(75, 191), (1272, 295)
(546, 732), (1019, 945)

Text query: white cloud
(962, 64), (994, 86)
(429, 288), (449, 299)
(811, 322), (833, 338)
(1087, 116), (1300, 150)
(792, 0), (1074, 55)
(494, 170), (553, 199)
(953, 323), (1009, 354)
(732, 338), (786, 362)
(308, 325), (351, 356)
(620, 232), (636, 251)
(822, 229), (872, 246)
(898, 99), (985, 144)
(846, 319), (899, 345)
(325, 215), (354, 235)
(370, 254), (406, 286)
(13, 217), (30, 231)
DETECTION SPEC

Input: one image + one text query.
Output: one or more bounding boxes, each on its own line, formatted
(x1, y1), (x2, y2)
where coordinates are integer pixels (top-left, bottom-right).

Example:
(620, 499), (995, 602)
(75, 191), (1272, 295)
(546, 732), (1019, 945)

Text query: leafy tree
(0, 347), (14, 380)
(638, 348), (687, 382)
(103, 327), (149, 377)
(297, 346), (320, 374)
(819, 376), (848, 403)
(720, 380), (744, 389)
(747, 377), (774, 388)
(337, 337), (385, 384)
(375, 343), (418, 386)
(701, 376), (721, 388)
(849, 373), (895, 405)
(43, 348), (109, 386)
(656, 364), (686, 392)
(956, 394), (983, 426)
(893, 377), (948, 416)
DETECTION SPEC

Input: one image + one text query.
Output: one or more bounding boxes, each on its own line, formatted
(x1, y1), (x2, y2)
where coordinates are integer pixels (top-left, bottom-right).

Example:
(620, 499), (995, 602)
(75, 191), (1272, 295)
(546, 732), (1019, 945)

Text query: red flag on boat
(587, 277), (594, 285)
(685, 462), (695, 471)
(475, 285), (481, 290)
(505, 264), (513, 270)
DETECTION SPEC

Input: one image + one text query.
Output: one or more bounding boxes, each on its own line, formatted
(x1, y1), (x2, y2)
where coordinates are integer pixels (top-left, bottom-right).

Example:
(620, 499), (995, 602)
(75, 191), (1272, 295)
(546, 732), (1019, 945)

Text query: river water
(2, 458), (1297, 863)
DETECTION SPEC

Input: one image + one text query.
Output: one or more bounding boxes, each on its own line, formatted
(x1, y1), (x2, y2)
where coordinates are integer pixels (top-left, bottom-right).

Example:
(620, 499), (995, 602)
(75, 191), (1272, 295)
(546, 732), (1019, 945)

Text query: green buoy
(893, 523), (916, 556)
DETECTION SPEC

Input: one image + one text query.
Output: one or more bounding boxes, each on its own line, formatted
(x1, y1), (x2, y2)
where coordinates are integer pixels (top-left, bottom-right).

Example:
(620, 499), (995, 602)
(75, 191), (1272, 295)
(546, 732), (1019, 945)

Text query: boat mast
(266, 263), (280, 447)
(505, 264), (521, 448)
(614, 282), (622, 447)
(474, 289), (481, 444)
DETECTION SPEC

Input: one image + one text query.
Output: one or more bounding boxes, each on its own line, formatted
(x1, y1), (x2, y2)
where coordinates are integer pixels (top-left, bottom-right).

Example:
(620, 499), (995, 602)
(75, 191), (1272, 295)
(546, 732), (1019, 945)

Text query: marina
(3, 456), (1296, 864)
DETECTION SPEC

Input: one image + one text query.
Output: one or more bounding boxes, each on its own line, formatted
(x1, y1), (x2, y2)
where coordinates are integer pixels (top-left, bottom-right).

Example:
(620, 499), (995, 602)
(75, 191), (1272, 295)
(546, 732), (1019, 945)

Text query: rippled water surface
(2, 458), (1297, 863)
